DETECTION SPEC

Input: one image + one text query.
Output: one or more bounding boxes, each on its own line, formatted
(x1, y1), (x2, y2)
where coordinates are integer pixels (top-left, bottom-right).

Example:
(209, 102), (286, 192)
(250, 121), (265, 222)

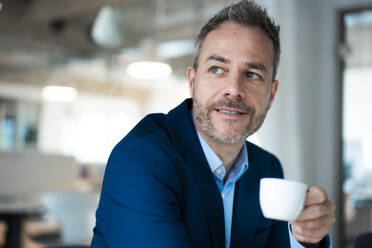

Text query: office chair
(354, 231), (372, 248)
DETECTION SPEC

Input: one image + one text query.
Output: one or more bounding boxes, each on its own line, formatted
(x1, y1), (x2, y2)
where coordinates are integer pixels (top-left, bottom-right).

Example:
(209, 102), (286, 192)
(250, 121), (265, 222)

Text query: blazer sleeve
(91, 140), (192, 248)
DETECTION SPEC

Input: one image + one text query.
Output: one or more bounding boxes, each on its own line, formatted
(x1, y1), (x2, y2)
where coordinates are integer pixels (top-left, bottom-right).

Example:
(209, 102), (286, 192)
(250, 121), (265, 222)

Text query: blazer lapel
(230, 145), (262, 248)
(167, 99), (225, 248)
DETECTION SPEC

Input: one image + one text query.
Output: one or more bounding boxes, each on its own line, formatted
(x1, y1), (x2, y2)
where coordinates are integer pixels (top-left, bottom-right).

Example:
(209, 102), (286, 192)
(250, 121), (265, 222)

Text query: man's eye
(244, 72), (261, 80)
(209, 66), (224, 74)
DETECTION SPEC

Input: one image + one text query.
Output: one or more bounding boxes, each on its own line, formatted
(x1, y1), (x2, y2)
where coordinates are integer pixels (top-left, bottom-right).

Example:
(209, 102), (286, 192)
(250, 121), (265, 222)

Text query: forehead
(199, 22), (274, 70)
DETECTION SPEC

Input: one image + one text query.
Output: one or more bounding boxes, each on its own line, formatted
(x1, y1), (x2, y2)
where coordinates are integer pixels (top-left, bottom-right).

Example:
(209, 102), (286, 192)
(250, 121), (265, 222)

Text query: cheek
(245, 87), (271, 111)
(194, 81), (220, 103)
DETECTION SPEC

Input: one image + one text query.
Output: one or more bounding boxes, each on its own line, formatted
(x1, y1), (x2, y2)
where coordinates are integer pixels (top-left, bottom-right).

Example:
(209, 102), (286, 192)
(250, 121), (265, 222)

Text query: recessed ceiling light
(42, 86), (78, 103)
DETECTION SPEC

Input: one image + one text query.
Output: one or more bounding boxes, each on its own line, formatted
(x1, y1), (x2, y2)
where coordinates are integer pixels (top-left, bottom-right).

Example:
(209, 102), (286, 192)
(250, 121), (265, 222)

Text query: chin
(214, 135), (246, 144)
(213, 130), (247, 144)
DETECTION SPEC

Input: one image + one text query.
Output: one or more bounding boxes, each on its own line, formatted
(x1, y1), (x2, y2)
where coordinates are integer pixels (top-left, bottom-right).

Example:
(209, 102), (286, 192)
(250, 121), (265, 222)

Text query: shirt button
(215, 168), (222, 175)
(221, 193), (225, 198)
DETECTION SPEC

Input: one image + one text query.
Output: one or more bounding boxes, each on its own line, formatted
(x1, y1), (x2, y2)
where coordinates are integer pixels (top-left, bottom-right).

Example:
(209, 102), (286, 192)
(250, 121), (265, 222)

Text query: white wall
(258, 0), (304, 182)
(255, 0), (372, 247)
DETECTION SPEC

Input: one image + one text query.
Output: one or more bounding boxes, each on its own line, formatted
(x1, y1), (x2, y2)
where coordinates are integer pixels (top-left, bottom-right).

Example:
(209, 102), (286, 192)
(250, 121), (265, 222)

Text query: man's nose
(223, 73), (244, 98)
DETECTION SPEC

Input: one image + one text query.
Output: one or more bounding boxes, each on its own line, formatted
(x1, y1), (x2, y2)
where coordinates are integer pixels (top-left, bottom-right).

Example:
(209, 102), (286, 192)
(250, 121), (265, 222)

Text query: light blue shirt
(196, 131), (326, 248)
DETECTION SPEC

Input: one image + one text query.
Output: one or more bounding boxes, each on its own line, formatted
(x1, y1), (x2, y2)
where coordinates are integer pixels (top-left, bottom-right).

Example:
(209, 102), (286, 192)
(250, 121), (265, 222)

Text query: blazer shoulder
(116, 113), (175, 154)
(108, 113), (181, 178)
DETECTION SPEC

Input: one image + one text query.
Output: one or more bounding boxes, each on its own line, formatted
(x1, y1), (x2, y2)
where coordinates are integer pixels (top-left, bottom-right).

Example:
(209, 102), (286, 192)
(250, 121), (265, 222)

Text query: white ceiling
(0, 0), (226, 96)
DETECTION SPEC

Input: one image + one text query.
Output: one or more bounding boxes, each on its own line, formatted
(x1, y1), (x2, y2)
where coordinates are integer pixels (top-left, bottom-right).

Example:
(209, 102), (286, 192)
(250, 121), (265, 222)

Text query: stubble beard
(192, 95), (269, 144)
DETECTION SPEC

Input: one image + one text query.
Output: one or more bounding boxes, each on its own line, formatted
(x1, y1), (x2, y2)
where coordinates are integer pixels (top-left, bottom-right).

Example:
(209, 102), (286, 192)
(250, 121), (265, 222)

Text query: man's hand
(290, 186), (336, 244)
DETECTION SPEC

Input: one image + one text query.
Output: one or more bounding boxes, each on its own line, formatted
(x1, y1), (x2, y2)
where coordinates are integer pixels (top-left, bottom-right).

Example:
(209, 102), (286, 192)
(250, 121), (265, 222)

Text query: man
(91, 1), (335, 247)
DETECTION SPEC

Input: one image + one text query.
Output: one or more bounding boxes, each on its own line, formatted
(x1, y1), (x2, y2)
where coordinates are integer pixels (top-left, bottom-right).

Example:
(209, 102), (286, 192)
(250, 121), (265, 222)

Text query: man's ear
(187, 66), (196, 97)
(268, 80), (279, 110)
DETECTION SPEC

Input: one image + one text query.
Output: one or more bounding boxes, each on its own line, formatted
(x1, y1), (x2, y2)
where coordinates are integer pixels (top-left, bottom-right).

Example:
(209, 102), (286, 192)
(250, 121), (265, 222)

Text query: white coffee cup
(259, 178), (307, 222)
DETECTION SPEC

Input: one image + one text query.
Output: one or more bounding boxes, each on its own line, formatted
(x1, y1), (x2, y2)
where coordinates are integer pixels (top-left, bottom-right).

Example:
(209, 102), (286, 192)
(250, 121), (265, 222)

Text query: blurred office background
(0, 0), (372, 247)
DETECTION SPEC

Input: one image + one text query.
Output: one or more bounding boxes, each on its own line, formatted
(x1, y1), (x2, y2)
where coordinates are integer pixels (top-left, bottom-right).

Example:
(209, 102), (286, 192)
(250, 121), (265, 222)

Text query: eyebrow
(245, 62), (268, 72)
(205, 55), (231, 64)
(205, 55), (268, 73)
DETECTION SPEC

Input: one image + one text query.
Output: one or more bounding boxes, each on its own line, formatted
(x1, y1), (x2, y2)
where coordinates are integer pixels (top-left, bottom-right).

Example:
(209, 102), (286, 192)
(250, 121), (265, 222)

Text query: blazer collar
(167, 99), (225, 248)
(230, 142), (262, 247)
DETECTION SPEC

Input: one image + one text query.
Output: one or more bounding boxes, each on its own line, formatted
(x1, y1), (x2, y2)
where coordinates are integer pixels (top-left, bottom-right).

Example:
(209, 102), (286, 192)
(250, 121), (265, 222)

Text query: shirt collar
(196, 129), (249, 183)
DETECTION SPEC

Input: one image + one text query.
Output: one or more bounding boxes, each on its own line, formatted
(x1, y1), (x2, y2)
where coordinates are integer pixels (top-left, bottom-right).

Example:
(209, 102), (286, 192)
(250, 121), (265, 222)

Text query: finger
(291, 219), (328, 240)
(291, 215), (335, 244)
(292, 214), (336, 231)
(296, 200), (335, 221)
(304, 186), (328, 207)
(291, 228), (323, 244)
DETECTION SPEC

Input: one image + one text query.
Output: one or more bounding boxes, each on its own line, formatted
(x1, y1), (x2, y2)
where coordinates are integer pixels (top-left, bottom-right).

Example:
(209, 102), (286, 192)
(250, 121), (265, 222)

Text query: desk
(0, 195), (43, 248)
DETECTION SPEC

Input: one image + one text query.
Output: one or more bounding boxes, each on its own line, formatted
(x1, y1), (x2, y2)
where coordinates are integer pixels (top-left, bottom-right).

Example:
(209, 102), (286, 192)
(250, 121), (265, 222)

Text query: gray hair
(193, 0), (281, 80)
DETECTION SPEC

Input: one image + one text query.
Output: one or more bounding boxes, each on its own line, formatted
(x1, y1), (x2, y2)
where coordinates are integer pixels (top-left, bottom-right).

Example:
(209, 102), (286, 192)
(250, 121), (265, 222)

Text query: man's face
(188, 22), (278, 144)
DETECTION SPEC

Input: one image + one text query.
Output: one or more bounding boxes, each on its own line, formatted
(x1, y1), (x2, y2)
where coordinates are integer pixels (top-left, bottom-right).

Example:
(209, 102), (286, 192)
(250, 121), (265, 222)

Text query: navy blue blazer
(91, 99), (290, 248)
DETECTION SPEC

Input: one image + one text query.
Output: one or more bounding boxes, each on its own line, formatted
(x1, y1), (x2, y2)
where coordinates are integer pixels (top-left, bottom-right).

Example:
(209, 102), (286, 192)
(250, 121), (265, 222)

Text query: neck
(196, 127), (244, 178)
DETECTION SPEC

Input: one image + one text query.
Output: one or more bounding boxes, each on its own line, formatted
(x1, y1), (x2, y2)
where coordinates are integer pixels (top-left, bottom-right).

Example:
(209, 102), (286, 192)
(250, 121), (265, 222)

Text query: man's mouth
(215, 108), (246, 115)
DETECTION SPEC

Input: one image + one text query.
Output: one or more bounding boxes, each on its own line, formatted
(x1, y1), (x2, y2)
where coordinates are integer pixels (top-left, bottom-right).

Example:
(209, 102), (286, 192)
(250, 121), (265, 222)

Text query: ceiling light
(42, 86), (78, 103)
(91, 6), (124, 48)
(126, 61), (172, 80)
(157, 40), (194, 59)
